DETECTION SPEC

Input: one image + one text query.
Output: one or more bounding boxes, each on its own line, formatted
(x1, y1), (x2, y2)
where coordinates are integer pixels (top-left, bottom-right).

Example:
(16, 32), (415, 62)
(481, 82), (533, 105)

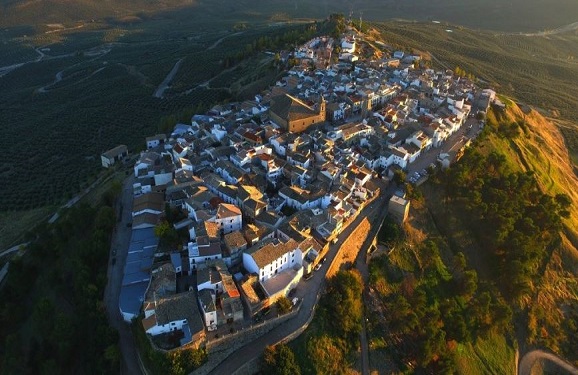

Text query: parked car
(292, 297), (299, 306)
(321, 256), (327, 264)
(314, 263), (322, 271)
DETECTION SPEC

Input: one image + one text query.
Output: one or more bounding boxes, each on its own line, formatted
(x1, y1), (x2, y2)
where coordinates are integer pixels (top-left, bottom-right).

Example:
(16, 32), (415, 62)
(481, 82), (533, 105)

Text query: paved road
(519, 350), (578, 375)
(153, 58), (183, 98)
(406, 116), (481, 176)
(103, 173), (143, 375)
(207, 183), (390, 375)
(356, 183), (393, 375)
(207, 32), (244, 50)
(0, 242), (29, 258)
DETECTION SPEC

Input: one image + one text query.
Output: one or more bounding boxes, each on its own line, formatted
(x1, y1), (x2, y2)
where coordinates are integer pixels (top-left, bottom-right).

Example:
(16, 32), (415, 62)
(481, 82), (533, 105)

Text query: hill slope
(490, 103), (578, 358)
(425, 101), (578, 366)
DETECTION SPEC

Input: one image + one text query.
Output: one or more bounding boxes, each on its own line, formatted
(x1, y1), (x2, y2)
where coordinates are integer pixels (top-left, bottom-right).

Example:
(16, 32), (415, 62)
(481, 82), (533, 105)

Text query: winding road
(518, 22), (578, 37)
(519, 350), (578, 375)
(207, 32), (244, 50)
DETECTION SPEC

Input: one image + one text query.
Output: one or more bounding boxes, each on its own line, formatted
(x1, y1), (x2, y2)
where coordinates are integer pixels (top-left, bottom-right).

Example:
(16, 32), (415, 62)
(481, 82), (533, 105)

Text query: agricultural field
(0, 18), (320, 212)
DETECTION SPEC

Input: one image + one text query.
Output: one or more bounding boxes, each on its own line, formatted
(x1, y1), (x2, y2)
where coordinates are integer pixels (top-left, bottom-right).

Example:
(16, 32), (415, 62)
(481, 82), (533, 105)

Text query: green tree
(325, 270), (363, 339)
(104, 344), (121, 369)
(263, 344), (301, 375)
(459, 270), (478, 300)
(307, 335), (346, 375)
(276, 296), (293, 315)
(393, 169), (406, 185)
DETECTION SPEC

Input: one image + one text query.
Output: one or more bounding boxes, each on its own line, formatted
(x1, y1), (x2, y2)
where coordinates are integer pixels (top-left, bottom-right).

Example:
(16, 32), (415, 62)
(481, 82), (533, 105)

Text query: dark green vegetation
(262, 344), (301, 375)
(0, 196), (119, 373)
(441, 119), (570, 303)
(417, 105), (578, 369)
(369, 236), (513, 372)
(276, 296), (293, 315)
(132, 319), (207, 375)
(286, 270), (364, 374)
(434, 107), (578, 366)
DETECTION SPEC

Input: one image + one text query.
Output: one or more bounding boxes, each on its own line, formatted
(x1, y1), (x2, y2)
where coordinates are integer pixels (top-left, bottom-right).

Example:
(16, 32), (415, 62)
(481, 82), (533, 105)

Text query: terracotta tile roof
(247, 238), (298, 269)
(269, 94), (318, 122)
(224, 231), (247, 251)
(216, 203), (241, 219)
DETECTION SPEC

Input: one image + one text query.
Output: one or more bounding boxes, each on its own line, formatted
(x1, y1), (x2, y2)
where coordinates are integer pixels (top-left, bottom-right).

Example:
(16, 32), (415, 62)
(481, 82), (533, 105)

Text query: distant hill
(1, 0), (578, 32)
(0, 0), (197, 27)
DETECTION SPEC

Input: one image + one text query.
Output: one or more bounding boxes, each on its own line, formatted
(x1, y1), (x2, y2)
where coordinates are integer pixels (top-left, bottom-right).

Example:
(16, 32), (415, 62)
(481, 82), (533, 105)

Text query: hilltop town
(104, 27), (493, 358)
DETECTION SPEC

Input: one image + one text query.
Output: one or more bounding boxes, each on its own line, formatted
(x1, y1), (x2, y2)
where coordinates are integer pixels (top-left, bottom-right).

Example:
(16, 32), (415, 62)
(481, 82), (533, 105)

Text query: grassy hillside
(423, 102), (578, 368)
(483, 104), (578, 358)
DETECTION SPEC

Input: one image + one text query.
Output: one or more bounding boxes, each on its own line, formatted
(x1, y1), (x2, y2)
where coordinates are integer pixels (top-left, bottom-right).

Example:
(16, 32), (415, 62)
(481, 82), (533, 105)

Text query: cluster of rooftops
(115, 29), (493, 350)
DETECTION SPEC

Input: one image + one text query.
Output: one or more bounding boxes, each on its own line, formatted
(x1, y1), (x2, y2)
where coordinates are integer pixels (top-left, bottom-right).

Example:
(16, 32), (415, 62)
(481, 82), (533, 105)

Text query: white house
(141, 291), (205, 342)
(211, 124), (227, 141)
(243, 238), (302, 283)
(407, 130), (433, 151)
(214, 160), (245, 185)
(389, 146), (410, 169)
(134, 151), (160, 178)
(188, 236), (223, 271)
(211, 203), (242, 235)
(197, 265), (224, 293)
(341, 37), (356, 53)
(278, 186), (330, 211)
(132, 192), (165, 217)
(146, 134), (167, 149)
(133, 180), (153, 197)
(198, 289), (218, 331)
(101, 145), (128, 168)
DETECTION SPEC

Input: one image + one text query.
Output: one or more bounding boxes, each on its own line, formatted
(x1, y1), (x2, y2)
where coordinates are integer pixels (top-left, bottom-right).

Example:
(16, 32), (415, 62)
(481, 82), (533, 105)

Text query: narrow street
(519, 350), (578, 375)
(406, 116), (481, 175)
(103, 173), (144, 375)
(355, 182), (393, 375)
